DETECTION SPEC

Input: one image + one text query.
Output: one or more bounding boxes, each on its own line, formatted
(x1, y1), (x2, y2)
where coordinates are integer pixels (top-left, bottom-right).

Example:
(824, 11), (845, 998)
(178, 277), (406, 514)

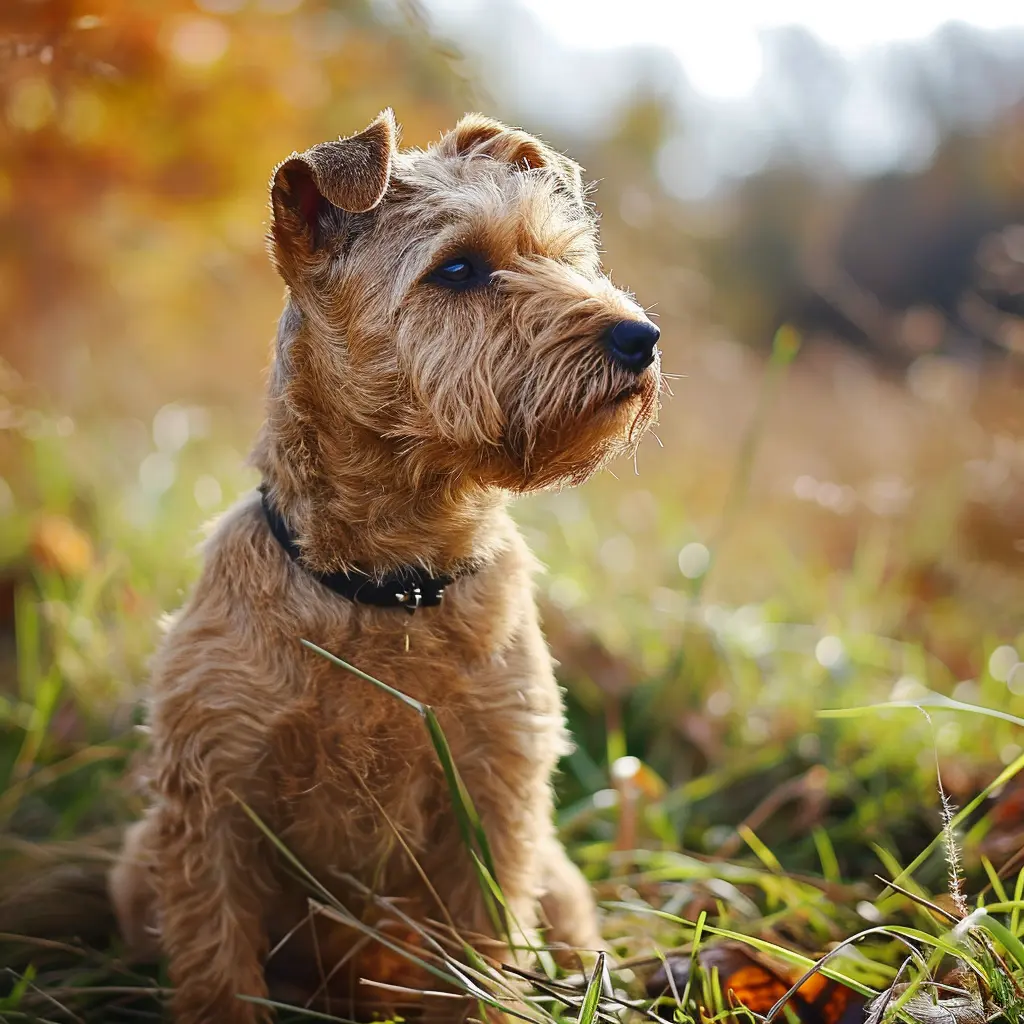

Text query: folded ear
(270, 109), (397, 268)
(439, 113), (585, 203)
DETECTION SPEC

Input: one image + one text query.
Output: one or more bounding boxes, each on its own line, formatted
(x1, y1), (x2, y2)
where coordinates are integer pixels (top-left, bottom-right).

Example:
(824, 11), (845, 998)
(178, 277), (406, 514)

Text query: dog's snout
(602, 319), (660, 372)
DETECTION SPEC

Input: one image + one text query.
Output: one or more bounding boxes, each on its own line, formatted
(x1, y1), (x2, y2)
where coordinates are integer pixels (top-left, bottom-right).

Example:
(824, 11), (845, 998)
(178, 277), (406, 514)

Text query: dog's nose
(602, 319), (660, 372)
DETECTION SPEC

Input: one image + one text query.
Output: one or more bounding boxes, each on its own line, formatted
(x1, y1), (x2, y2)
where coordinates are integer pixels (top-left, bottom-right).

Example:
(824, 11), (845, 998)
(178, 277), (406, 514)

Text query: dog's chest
(276, 663), (496, 865)
(273, 682), (443, 868)
(271, 617), (562, 883)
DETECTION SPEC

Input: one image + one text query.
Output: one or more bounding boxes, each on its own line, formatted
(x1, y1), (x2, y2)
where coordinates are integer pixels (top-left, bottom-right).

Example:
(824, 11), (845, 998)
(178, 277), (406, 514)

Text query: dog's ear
(270, 109), (397, 266)
(441, 113), (585, 202)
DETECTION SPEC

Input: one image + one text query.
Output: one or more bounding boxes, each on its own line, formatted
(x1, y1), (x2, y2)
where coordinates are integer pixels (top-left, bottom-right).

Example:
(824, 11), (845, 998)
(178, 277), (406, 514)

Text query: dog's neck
(250, 299), (510, 575)
(252, 418), (507, 577)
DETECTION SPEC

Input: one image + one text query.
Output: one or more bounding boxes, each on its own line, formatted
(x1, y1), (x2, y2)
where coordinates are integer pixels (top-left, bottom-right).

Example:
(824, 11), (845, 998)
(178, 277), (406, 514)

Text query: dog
(108, 109), (662, 1023)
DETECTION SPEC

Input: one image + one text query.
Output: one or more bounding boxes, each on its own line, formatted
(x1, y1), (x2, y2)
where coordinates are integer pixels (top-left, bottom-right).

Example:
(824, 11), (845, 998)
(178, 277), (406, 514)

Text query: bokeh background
(2, 0), (1024, 908)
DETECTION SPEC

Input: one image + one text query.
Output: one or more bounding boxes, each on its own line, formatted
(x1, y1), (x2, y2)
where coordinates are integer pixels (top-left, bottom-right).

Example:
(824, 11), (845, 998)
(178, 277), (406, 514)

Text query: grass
(0, 338), (1023, 1022)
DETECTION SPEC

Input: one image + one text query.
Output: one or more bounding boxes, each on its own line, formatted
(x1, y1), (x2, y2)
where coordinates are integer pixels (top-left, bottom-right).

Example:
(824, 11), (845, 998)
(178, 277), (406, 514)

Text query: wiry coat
(109, 110), (661, 1024)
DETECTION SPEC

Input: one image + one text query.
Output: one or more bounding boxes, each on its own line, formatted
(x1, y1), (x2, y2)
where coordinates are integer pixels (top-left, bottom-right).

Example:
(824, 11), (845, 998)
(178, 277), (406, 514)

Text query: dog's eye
(429, 257), (487, 289)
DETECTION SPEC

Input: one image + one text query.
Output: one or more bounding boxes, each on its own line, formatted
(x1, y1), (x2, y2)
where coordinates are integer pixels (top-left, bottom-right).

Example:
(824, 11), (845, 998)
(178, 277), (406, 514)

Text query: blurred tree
(0, 0), (465, 413)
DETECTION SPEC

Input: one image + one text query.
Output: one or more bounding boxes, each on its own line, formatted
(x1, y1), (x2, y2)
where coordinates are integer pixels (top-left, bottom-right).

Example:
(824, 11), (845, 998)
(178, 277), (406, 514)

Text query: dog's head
(269, 109), (661, 491)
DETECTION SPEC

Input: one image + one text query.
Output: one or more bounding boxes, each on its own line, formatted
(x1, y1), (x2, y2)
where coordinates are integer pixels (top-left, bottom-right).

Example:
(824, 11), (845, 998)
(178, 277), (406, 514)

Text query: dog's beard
(494, 357), (660, 490)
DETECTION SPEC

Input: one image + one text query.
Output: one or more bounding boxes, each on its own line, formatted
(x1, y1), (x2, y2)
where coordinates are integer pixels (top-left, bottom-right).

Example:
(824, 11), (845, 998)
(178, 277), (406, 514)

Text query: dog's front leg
(427, 792), (548, 962)
(538, 834), (603, 954)
(153, 795), (275, 1024)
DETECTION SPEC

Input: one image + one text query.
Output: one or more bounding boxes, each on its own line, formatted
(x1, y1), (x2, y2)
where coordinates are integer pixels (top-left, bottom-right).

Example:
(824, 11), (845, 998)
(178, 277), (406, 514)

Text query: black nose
(602, 319), (660, 372)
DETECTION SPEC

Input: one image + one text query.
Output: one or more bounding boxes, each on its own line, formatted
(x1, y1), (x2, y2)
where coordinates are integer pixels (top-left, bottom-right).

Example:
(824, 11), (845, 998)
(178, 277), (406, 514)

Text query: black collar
(260, 487), (472, 613)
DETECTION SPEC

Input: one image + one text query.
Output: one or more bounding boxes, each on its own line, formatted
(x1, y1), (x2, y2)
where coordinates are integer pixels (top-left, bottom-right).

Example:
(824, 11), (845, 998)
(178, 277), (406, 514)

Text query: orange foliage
(0, 0), (464, 412)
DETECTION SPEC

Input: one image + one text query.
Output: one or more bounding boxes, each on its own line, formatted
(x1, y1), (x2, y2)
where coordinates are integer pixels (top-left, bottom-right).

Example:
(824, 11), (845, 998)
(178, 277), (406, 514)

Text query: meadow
(2, 329), (1023, 1021)
(2, 1), (1024, 1020)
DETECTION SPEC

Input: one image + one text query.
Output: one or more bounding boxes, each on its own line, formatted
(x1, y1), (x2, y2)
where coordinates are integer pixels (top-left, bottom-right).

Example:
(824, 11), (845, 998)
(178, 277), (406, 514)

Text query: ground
(1, 339), (1023, 1023)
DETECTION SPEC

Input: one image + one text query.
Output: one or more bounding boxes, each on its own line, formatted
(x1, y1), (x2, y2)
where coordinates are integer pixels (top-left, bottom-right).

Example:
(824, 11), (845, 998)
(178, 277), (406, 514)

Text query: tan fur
(109, 109), (661, 1024)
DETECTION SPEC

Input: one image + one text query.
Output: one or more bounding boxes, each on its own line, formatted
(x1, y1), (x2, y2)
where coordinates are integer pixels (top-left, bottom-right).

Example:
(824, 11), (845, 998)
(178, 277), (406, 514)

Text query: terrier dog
(108, 109), (661, 1023)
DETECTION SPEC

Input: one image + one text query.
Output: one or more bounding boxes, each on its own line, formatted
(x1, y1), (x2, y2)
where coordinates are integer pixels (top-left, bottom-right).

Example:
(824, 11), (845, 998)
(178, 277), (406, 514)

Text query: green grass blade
(819, 695), (1024, 729)
(738, 825), (783, 873)
(696, 324), (799, 597)
(299, 639), (425, 713)
(423, 708), (499, 879)
(883, 925), (988, 977)
(981, 856), (1009, 905)
(576, 951), (607, 1024)
(0, 965), (36, 1010)
(812, 828), (841, 884)
(956, 910), (1024, 972)
(468, 849), (512, 943)
(1013, 870), (1024, 937)
(423, 708), (507, 940)
(678, 909), (708, 1011)
(603, 903), (881, 997)
(300, 643), (511, 945)
(889, 750), (1024, 890)
(14, 584), (42, 703)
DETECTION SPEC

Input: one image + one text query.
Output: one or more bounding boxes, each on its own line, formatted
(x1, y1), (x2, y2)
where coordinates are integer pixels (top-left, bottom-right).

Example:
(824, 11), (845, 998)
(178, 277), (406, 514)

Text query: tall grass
(1, 342), (1023, 1020)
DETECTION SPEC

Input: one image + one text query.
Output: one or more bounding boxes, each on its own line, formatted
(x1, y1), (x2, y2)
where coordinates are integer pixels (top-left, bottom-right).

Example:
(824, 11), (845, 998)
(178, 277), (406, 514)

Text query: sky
(417, 0), (1024, 195)
(511, 0), (1024, 101)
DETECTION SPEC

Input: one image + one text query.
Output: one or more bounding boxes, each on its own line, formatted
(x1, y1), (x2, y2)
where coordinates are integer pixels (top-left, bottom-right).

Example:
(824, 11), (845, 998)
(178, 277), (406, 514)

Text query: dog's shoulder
(150, 490), (306, 674)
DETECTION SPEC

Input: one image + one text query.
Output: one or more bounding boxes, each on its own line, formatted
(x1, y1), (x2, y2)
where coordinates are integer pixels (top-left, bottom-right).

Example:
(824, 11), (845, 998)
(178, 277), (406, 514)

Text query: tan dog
(108, 109), (661, 1023)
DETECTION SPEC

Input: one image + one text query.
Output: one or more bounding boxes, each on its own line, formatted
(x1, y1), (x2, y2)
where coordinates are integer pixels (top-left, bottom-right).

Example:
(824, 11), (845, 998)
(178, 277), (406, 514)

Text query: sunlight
(516, 0), (1024, 99)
